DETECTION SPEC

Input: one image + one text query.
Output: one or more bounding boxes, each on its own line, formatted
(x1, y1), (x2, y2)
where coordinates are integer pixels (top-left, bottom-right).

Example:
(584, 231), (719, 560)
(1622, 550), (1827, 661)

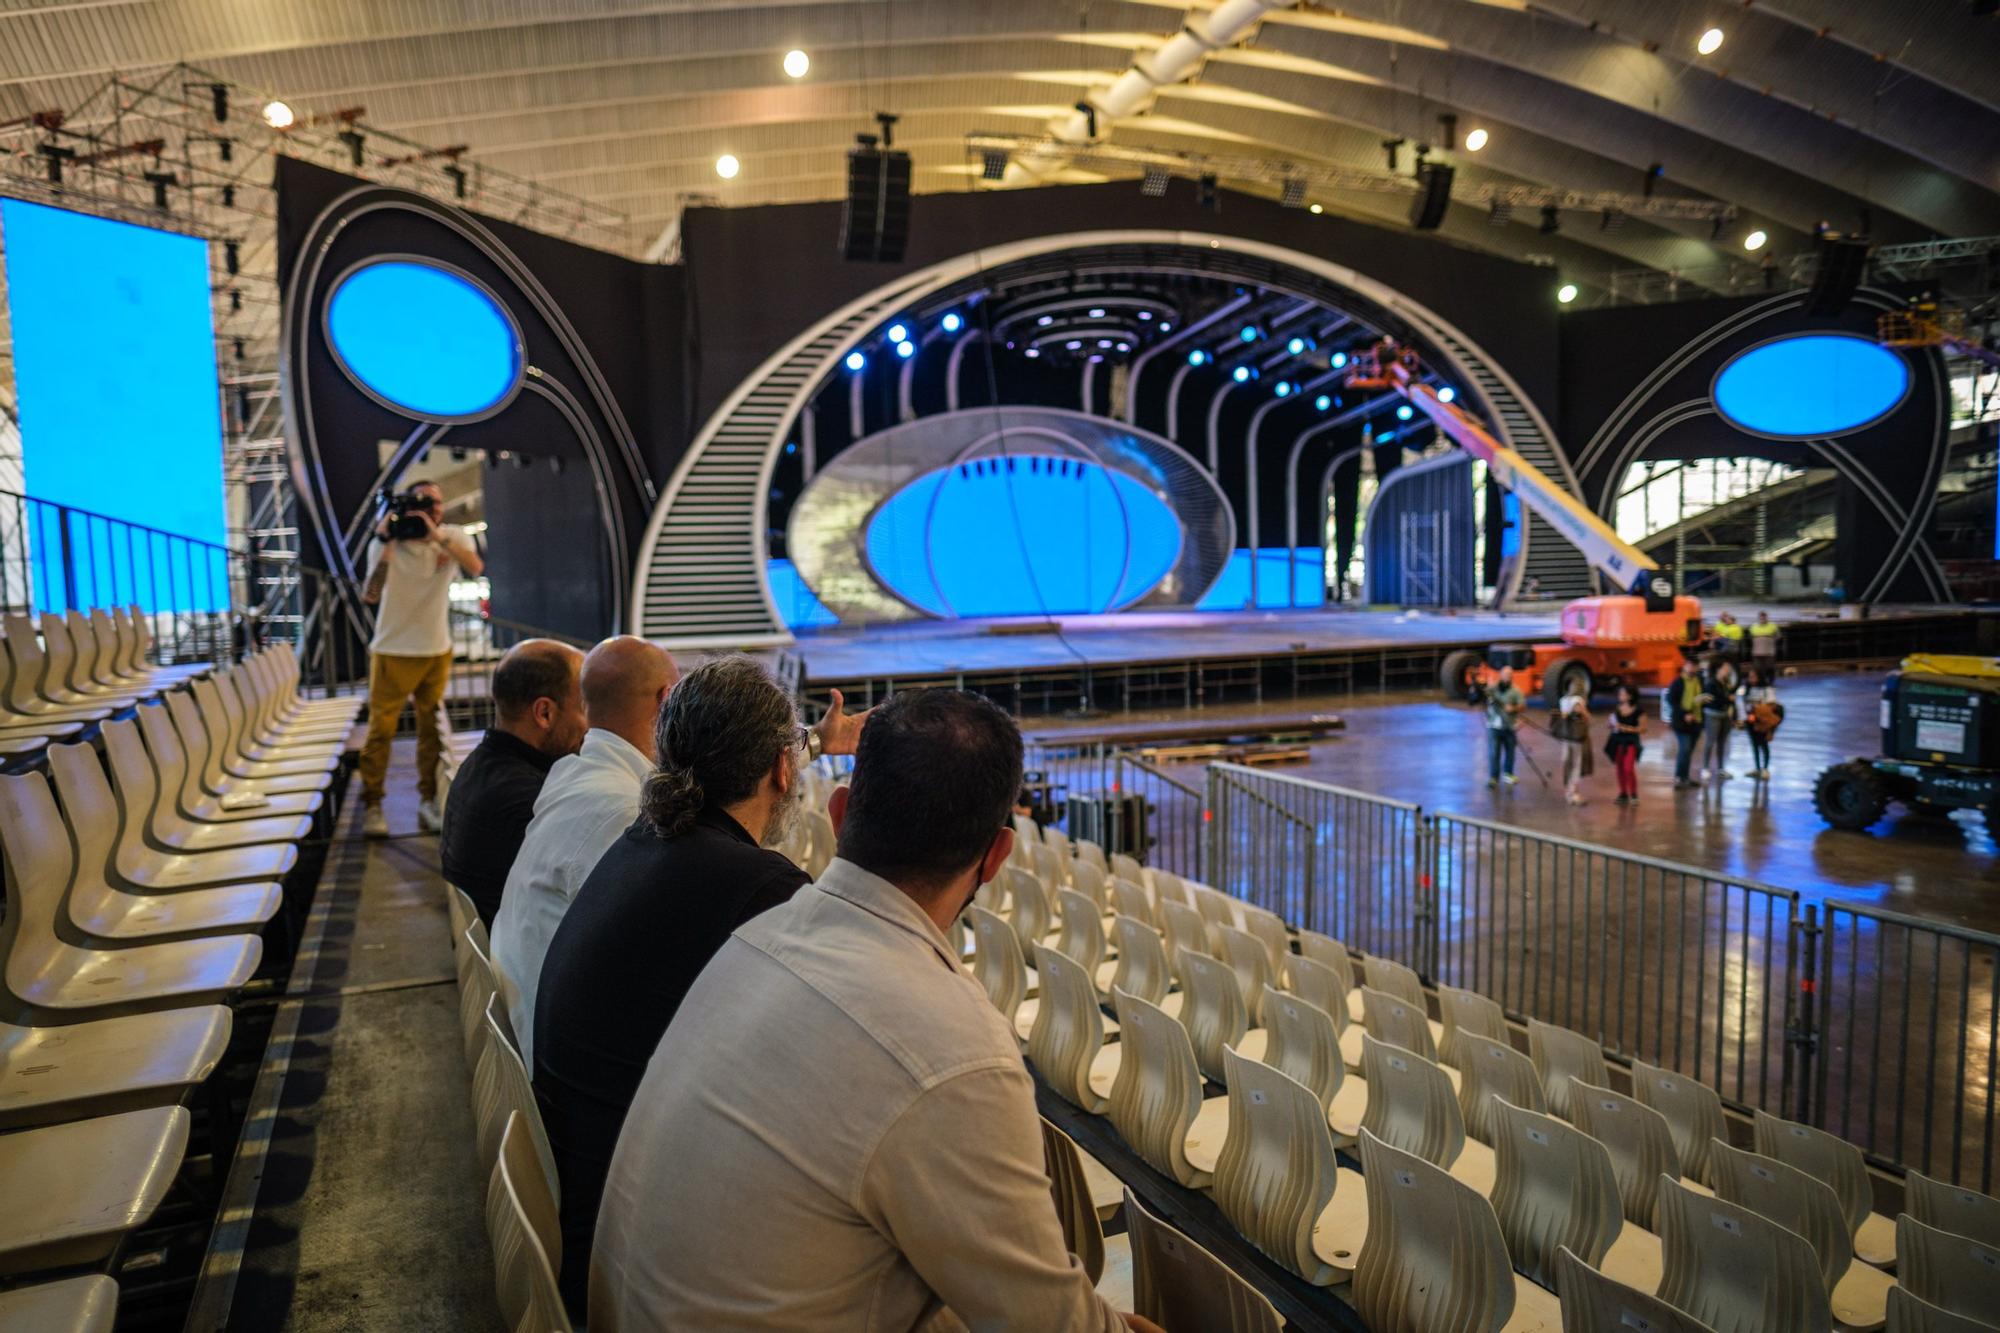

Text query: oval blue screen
(866, 457), (1181, 617)
(1712, 334), (1909, 438)
(326, 261), (522, 419)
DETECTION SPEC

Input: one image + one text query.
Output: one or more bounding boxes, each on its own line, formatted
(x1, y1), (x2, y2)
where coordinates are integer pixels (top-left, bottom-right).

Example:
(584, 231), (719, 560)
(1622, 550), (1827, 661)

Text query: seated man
(535, 658), (868, 1316)
(590, 689), (1159, 1333)
(438, 639), (586, 929)
(490, 636), (676, 1066)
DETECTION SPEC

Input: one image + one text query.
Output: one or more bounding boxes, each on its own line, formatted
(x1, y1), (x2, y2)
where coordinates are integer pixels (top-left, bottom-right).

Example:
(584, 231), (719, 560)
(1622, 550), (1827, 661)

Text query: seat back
(1362, 985), (1439, 1063)
(1633, 1060), (1730, 1188)
(1027, 945), (1109, 1113)
(967, 905), (1028, 1031)
(1109, 851), (1145, 885)
(1011, 812), (1039, 848)
(1214, 1045), (1342, 1285)
(4, 612), (53, 710)
(1215, 925), (1273, 1026)
(1125, 1187), (1284, 1333)
(1905, 1169), (2000, 1248)
(1106, 915), (1171, 1008)
(1490, 1099), (1624, 1285)
(1074, 837), (1108, 874)
(1053, 889), (1105, 977)
(1150, 869), (1192, 911)
(1360, 1033), (1467, 1170)
(66, 610), (112, 689)
(191, 678), (248, 785)
(1456, 1032), (1546, 1146)
(1069, 858), (1109, 915)
(1006, 865), (1053, 954)
(1107, 989), (1209, 1187)
(472, 1000), (559, 1201)
(1898, 1212), (2000, 1325)
(498, 1107), (561, 1269)
(39, 612), (87, 697)
(459, 931), (504, 1068)
(972, 864), (1008, 918)
(163, 691), (222, 813)
(1438, 986), (1508, 1070)
(1572, 1082), (1682, 1227)
(1351, 1127), (1519, 1333)
(1179, 948), (1248, 1084)
(1885, 1284), (2000, 1333)
(1553, 1245), (1717, 1333)
(46, 742), (123, 893)
(0, 770), (81, 1003)
(1298, 929), (1356, 987)
(1709, 1140), (1853, 1292)
(109, 606), (143, 676)
(1192, 885), (1239, 949)
(1287, 954), (1352, 1036)
(1362, 955), (1426, 1009)
(1240, 904), (1291, 987)
(1529, 1019), (1611, 1121)
(1654, 1175), (1832, 1333)
(1751, 1110), (1872, 1241)
(134, 701), (199, 818)
(448, 885), (477, 942)
(89, 608), (133, 683)
(486, 1111), (574, 1333)
(1258, 984), (1344, 1113)
(1041, 826), (1073, 877)
(1038, 1119), (1106, 1284)
(1159, 899), (1208, 985)
(1110, 877), (1156, 928)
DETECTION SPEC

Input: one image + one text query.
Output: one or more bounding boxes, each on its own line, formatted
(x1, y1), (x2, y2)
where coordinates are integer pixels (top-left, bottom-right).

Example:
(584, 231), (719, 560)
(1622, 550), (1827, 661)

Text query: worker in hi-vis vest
(1749, 610), (1779, 664)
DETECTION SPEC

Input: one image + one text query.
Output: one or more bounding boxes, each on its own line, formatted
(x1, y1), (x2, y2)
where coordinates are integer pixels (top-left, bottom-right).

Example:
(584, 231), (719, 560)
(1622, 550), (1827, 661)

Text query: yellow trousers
(358, 650), (453, 804)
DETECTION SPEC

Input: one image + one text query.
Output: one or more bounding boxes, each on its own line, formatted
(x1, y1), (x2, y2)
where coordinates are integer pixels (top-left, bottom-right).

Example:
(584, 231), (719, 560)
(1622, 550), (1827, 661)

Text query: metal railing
(1021, 739), (1207, 881)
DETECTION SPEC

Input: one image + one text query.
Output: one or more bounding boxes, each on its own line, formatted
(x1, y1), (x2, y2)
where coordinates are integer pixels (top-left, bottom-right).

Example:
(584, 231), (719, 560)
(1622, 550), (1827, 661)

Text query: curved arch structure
(631, 230), (1586, 647)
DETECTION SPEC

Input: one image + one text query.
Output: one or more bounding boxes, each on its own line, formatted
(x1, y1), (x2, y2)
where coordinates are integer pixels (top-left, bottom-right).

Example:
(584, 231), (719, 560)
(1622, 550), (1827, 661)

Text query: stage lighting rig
(210, 83), (228, 123)
(1141, 165), (1170, 196)
(338, 128), (365, 168)
(37, 142), (75, 184)
(1197, 173), (1219, 211)
(444, 164), (468, 199)
(982, 149), (1010, 181)
(1280, 177), (1306, 208)
(224, 239), (240, 275)
(1381, 137), (1404, 171)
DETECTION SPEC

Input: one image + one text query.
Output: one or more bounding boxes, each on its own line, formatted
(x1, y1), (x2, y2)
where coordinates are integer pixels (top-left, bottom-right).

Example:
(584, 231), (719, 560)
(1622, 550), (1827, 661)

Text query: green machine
(1815, 656), (2000, 832)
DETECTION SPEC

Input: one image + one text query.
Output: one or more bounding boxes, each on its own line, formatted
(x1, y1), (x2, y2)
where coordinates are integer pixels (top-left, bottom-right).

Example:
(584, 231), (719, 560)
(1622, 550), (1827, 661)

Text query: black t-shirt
(439, 729), (559, 928)
(533, 806), (811, 1315)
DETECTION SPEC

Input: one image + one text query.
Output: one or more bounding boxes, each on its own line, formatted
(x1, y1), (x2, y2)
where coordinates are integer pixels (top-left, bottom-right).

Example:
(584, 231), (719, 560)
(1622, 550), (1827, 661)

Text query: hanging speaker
(1806, 237), (1871, 315)
(1409, 163), (1454, 231)
(840, 145), (913, 262)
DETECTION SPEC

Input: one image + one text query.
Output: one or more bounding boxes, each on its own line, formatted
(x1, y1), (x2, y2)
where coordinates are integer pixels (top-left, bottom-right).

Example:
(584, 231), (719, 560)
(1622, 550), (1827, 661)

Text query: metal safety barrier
(1020, 740), (1207, 882)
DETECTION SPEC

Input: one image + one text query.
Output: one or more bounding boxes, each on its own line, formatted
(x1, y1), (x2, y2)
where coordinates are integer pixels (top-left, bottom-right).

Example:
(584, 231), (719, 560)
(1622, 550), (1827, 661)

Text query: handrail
(1824, 898), (2000, 949)
(1431, 806), (1799, 900)
(1210, 761), (1423, 814)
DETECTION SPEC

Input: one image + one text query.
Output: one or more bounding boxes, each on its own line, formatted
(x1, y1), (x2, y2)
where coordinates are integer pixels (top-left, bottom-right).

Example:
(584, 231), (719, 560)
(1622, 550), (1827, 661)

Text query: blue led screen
(1711, 334), (1910, 439)
(767, 558), (839, 629)
(865, 456), (1181, 617)
(1, 198), (229, 612)
(326, 260), (522, 420)
(1195, 548), (1327, 610)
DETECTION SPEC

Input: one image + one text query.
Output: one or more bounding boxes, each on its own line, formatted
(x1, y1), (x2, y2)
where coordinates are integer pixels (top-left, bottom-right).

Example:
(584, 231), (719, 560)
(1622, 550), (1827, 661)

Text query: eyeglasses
(792, 724), (812, 752)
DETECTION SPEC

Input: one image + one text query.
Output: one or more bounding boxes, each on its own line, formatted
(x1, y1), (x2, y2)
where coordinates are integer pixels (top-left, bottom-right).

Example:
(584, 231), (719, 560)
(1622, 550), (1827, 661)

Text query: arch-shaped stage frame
(631, 229), (1586, 648)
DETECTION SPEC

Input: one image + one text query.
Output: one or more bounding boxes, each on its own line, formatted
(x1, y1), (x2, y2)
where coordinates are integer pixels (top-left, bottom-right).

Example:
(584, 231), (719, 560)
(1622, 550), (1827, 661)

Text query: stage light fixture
(1140, 165), (1171, 197)
(1024, 347), (1040, 358)
(1557, 283), (1579, 304)
(210, 84), (229, 123)
(338, 128), (364, 167)
(1187, 350), (1208, 366)
(1116, 342), (1130, 352)
(1240, 325), (1259, 342)
(1280, 177), (1306, 209)
(1286, 336), (1307, 355)
(1744, 229), (1768, 251)
(146, 171), (176, 210)
(982, 149), (1010, 181)
(1309, 203), (1324, 215)
(1097, 339), (1112, 348)
(1088, 307), (1105, 318)
(845, 351), (867, 371)
(1315, 394), (1331, 411)
(1464, 127), (1489, 152)
(1330, 350), (1348, 369)
(1066, 340), (1082, 350)
(1381, 137), (1404, 171)
(262, 100), (294, 130)
(233, 338), (245, 361)
(1158, 323), (1172, 332)
(783, 48), (811, 78)
(715, 153), (740, 179)
(887, 322), (907, 342)
(222, 184), (235, 207)
(1438, 386), (1456, 403)
(1540, 205), (1560, 235)
(229, 289), (242, 313)
(1136, 311), (1152, 321)
(1197, 173), (1218, 211)
(941, 312), (962, 332)
(1396, 404), (1414, 420)
(1037, 315), (1054, 327)
(224, 239), (240, 275)
(1274, 381), (1292, 397)
(1232, 365), (1251, 383)
(895, 340), (915, 358)
(1697, 26), (1724, 54)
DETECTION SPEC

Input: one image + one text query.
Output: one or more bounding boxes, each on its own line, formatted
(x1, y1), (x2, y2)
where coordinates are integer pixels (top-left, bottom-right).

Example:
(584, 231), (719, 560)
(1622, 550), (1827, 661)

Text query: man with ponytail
(533, 655), (869, 1318)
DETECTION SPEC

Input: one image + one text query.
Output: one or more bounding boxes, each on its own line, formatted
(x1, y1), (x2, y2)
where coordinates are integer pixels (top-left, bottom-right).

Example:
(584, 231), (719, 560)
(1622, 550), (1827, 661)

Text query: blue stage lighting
(1187, 349), (1209, 366)
(1437, 386), (1456, 404)
(1274, 381), (1292, 397)
(1240, 325), (1260, 342)
(845, 351), (867, 371)
(1037, 315), (1054, 326)
(887, 323), (908, 343)
(1286, 336), (1307, 355)
(895, 340), (916, 359)
(940, 312), (963, 333)
(1315, 394), (1331, 411)
(1330, 350), (1348, 369)
(1712, 333), (1910, 438)
(1396, 404), (1414, 420)
(1232, 365), (1251, 383)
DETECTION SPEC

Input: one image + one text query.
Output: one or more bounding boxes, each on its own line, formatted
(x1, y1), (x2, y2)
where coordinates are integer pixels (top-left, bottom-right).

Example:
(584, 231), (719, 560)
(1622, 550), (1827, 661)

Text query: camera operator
(358, 480), (484, 839)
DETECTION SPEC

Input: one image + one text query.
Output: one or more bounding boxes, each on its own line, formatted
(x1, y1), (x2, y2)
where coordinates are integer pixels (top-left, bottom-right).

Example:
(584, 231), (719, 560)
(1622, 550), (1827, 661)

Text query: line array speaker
(1806, 237), (1871, 315)
(1409, 163), (1454, 231)
(841, 146), (913, 263)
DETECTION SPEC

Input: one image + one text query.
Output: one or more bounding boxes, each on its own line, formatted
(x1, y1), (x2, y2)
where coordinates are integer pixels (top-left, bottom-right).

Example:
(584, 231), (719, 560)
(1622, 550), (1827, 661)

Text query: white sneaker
(418, 798), (443, 833)
(362, 804), (390, 839)
(1697, 768), (1709, 782)
(1502, 774), (1519, 786)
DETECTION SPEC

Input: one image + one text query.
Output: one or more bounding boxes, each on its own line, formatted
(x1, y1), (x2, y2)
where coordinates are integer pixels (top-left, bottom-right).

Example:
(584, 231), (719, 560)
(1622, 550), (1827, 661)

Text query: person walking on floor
(1607, 684), (1645, 805)
(1740, 665), (1784, 780)
(1698, 655), (1739, 782)
(1555, 676), (1592, 806)
(1485, 665), (1525, 788)
(1666, 658), (1705, 789)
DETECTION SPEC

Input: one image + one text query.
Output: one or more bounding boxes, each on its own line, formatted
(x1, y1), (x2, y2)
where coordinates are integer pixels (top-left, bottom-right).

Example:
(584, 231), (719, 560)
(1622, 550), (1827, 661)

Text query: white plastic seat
(0, 1105), (189, 1276)
(1258, 983), (1347, 1122)
(1214, 1045), (1346, 1286)
(240, 650), (358, 732)
(1489, 1096), (1625, 1286)
(36, 614), (145, 709)
(1011, 812), (1040, 848)
(473, 1002), (559, 1203)
(1075, 838), (1109, 875)
(103, 715), (311, 852)
(0, 1005), (230, 1130)
(86, 608), (174, 695)
(1455, 1031), (1548, 1149)
(1240, 903), (1292, 988)
(196, 676), (338, 781)
(804, 809), (836, 880)
(1530, 1019), (1612, 1122)
(967, 905), (1036, 1043)
(1883, 1286), (1997, 1333)
(1054, 888), (1107, 978)
(1006, 865), (1056, 956)
(226, 662), (351, 746)
(1216, 925), (1275, 1026)
(1363, 955), (1426, 1008)
(1905, 1170), (2000, 1248)
(1633, 1060), (1731, 1188)
(0, 615), (115, 723)
(1159, 898), (1209, 986)
(1573, 1081), (1683, 1228)
(1109, 877), (1157, 930)
(142, 697), (323, 823)
(213, 672), (346, 764)
(487, 1110), (574, 1333)
(1553, 1245), (1716, 1333)
(0, 770), (260, 1021)
(1107, 988), (1216, 1188)
(1193, 885), (1241, 951)
(1439, 985), (1510, 1071)
(1028, 945), (1116, 1113)
(1655, 1174), (1833, 1333)
(1125, 1187), (1283, 1333)
(1754, 1110), (1900, 1269)
(0, 1275), (120, 1332)
(1109, 851), (1145, 886)
(1362, 984), (1444, 1065)
(1104, 915), (1174, 1011)
(185, 681), (332, 795)
(1151, 869), (1192, 912)
(166, 690), (325, 814)
(1069, 858), (1111, 916)
(1360, 1032), (1468, 1172)
(1897, 1213), (2000, 1327)
(459, 931), (505, 1071)
(1041, 827), (1074, 874)
(1710, 1140), (1896, 1330)
(1039, 1119), (1127, 1305)
(1031, 840), (1068, 895)
(69, 610), (161, 696)
(121, 607), (208, 682)
(1180, 947), (1250, 1085)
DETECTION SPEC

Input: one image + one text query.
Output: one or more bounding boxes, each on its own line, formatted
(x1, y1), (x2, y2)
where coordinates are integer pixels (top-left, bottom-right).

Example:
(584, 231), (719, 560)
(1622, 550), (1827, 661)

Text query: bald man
(438, 638), (586, 927)
(491, 637), (678, 1065)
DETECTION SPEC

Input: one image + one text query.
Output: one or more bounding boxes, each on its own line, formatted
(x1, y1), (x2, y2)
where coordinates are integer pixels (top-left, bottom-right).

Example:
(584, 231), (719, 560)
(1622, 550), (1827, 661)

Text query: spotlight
(1197, 173), (1218, 212)
(982, 149), (1010, 181)
(1540, 205), (1560, 235)
(1308, 203), (1324, 215)
(1188, 350), (1209, 367)
(895, 340), (915, 359)
(1240, 325), (1260, 343)
(1088, 308), (1105, 318)
(1281, 177), (1306, 209)
(261, 100), (294, 130)
(1066, 340), (1082, 350)
(1744, 229), (1768, 251)
(1274, 381), (1292, 397)
(1159, 323), (1172, 332)
(887, 323), (908, 342)
(783, 48), (810, 79)
(337, 128), (364, 167)
(1314, 394), (1331, 410)
(1232, 365), (1251, 383)
(1488, 200), (1513, 227)
(1464, 127), (1489, 152)
(1024, 348), (1040, 358)
(1116, 342), (1130, 352)
(1097, 339), (1112, 348)
(1036, 316), (1054, 327)
(1438, 386), (1456, 404)
(941, 312), (963, 333)
(1557, 283), (1579, 304)
(715, 153), (740, 179)
(210, 84), (229, 124)
(1697, 26), (1724, 55)
(845, 351), (867, 371)
(224, 239), (240, 275)
(1141, 165), (1170, 197)
(1396, 404), (1414, 421)
(1330, 351), (1348, 369)
(1286, 336), (1308, 355)
(1136, 311), (1152, 321)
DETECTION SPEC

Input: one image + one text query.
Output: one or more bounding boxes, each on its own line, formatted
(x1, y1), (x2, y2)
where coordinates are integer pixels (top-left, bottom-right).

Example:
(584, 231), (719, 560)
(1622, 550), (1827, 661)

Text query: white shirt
(490, 728), (653, 1066)
(590, 859), (1123, 1333)
(369, 525), (468, 657)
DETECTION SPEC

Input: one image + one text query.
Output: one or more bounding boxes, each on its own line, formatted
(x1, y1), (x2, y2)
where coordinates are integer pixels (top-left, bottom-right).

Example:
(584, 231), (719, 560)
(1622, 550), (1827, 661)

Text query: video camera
(381, 488), (437, 542)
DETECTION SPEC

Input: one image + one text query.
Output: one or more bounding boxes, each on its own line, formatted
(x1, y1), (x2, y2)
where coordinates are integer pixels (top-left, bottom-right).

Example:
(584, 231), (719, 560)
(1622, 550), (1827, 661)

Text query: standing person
(1607, 684), (1646, 805)
(1666, 659), (1706, 789)
(357, 480), (484, 838)
(1749, 610), (1780, 669)
(588, 689), (1159, 1333)
(1485, 665), (1525, 789)
(1556, 677), (1592, 806)
(1741, 665), (1784, 780)
(1713, 611), (1746, 662)
(1698, 655), (1739, 782)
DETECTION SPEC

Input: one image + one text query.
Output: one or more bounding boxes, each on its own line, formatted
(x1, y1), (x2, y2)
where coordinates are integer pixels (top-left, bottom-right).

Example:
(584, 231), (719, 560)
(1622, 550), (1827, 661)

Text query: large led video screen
(2, 198), (228, 612)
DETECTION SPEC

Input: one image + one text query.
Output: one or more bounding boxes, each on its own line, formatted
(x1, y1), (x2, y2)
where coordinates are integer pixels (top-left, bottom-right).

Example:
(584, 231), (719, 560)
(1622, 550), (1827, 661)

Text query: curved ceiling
(3, 0), (1996, 291)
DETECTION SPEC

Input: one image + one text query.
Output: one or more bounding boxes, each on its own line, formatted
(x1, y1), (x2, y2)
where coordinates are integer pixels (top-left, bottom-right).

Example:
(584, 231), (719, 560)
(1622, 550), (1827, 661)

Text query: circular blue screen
(326, 261), (522, 420)
(1711, 333), (1909, 438)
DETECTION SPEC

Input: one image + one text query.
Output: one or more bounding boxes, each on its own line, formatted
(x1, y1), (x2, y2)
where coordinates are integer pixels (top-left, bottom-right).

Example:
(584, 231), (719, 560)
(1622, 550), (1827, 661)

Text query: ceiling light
(1464, 128), (1489, 152)
(1330, 351), (1348, 369)
(715, 153), (740, 179)
(1286, 336), (1307, 355)
(1159, 323), (1172, 332)
(1024, 348), (1040, 358)
(1066, 340), (1082, 350)
(1037, 315), (1054, 327)
(1438, 386), (1456, 404)
(887, 323), (907, 342)
(1744, 229), (1768, 251)
(1557, 283), (1579, 304)
(1137, 311), (1153, 321)
(783, 49), (810, 79)
(1240, 325), (1260, 342)
(1275, 381), (1292, 397)
(940, 312), (962, 333)
(1232, 366), (1251, 383)
(1396, 404), (1414, 420)
(1097, 339), (1113, 348)
(1308, 203), (1324, 215)
(1116, 342), (1130, 352)
(895, 340), (915, 359)
(261, 100), (295, 130)
(1188, 350), (1209, 367)
(845, 351), (866, 371)
(1697, 27), (1724, 55)
(1315, 394), (1331, 411)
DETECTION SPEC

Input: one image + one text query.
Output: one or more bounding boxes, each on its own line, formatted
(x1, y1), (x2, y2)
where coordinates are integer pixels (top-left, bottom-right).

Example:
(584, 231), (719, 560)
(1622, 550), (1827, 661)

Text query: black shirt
(439, 729), (559, 929)
(533, 806), (810, 1316)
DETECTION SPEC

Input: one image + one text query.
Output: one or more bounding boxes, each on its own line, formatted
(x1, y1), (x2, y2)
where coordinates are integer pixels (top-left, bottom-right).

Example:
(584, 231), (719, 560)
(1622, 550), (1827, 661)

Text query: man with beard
(531, 655), (869, 1317)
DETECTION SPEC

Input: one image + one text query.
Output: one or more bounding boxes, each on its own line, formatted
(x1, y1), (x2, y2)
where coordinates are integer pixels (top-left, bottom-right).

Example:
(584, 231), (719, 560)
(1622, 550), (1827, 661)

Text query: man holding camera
(359, 480), (484, 839)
